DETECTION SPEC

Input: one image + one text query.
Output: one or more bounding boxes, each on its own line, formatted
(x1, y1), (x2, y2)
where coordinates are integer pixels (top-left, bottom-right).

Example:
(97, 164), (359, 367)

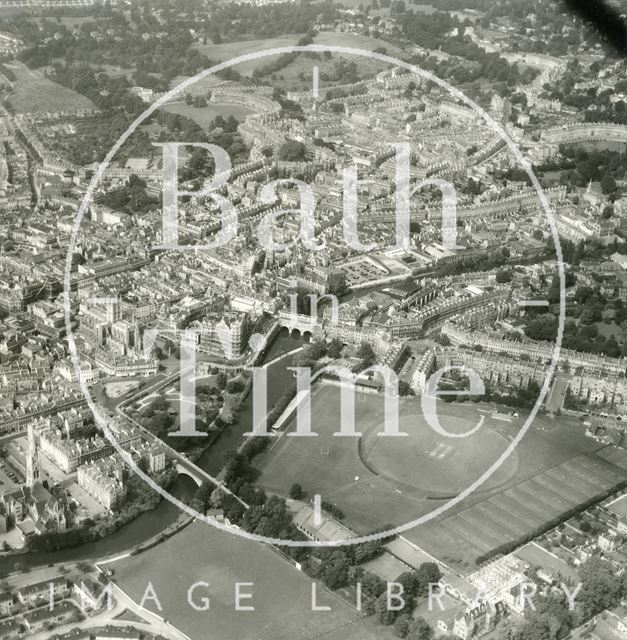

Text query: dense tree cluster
(554, 148), (626, 199)
(97, 174), (156, 214)
(278, 140), (308, 162)
(508, 558), (627, 640)
(205, 2), (338, 43)
(395, 13), (537, 88)
(524, 279), (627, 357)
(434, 248), (510, 277)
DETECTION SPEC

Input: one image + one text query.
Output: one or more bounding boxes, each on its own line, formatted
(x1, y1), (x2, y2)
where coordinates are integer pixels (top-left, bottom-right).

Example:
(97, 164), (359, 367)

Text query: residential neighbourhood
(0, 0), (624, 638)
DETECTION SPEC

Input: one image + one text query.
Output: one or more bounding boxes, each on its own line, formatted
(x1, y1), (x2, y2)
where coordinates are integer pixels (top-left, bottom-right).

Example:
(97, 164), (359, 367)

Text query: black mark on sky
(563, 0), (627, 55)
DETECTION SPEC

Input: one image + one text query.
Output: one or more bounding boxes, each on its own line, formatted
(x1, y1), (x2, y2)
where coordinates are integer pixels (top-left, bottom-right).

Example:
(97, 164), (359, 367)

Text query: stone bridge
(277, 311), (322, 337)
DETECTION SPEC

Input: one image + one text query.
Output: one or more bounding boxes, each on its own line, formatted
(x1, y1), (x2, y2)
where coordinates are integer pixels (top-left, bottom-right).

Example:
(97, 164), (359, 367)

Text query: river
(197, 329), (305, 475)
(0, 330), (305, 577)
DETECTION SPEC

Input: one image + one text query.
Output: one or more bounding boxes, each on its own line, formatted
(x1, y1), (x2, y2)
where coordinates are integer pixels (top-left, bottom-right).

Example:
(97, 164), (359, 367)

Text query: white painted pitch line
(438, 445), (453, 459)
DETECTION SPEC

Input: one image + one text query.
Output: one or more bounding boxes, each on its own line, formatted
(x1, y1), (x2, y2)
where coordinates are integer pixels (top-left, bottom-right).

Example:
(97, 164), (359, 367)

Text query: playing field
(259, 383), (518, 491)
(256, 383), (627, 574)
(113, 521), (395, 640)
(416, 449), (627, 572)
(5, 61), (96, 115)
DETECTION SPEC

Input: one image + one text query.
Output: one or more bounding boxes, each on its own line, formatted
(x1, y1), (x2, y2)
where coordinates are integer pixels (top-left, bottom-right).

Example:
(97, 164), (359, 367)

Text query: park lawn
(194, 35), (303, 76)
(193, 31), (408, 90)
(159, 101), (253, 128)
(5, 60), (96, 114)
(113, 521), (395, 640)
(593, 320), (622, 342)
(314, 30), (406, 56)
(257, 31), (410, 91)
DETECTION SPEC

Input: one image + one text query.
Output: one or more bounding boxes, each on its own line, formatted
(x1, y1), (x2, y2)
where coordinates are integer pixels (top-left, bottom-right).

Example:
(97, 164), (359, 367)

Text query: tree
(406, 618), (433, 640)
(289, 483), (305, 500)
(374, 592), (398, 625)
(361, 571), (386, 599)
(396, 571), (419, 595)
(357, 342), (376, 367)
(398, 381), (414, 396)
(525, 315), (558, 341)
(327, 272), (348, 296)
(226, 379), (245, 394)
(575, 286), (594, 304)
(278, 140), (307, 161)
(436, 334), (451, 346)
(579, 307), (600, 325)
(577, 557), (622, 619)
(216, 372), (227, 390)
(601, 175), (617, 195)
(604, 335), (620, 357)
(393, 614), (412, 638)
(327, 338), (343, 359)
(415, 562), (441, 595)
(496, 268), (512, 283)
(515, 593), (574, 640)
(321, 550), (350, 590)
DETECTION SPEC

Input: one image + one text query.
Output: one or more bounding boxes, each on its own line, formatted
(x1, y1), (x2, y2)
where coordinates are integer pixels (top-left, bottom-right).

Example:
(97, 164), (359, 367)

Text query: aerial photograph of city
(0, 0), (626, 638)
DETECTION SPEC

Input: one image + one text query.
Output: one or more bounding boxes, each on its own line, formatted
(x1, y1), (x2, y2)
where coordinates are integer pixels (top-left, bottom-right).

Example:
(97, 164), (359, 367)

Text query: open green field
(113, 521), (395, 640)
(194, 34), (302, 76)
(159, 101), (253, 128)
(255, 383), (627, 574)
(416, 450), (627, 571)
(4, 60), (96, 115)
(314, 30), (406, 55)
(193, 31), (408, 89)
(258, 383), (517, 500)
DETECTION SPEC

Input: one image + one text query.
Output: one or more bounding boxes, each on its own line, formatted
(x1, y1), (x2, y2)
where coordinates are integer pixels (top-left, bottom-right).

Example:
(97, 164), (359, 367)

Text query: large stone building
(77, 456), (126, 510)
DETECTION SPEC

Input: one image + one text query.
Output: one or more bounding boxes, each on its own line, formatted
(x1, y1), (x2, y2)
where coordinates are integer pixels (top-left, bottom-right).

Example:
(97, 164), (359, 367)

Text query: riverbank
(0, 331), (305, 577)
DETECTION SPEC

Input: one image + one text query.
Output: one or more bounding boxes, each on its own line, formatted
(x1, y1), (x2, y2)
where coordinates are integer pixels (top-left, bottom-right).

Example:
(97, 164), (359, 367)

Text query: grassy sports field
(255, 383), (627, 574)
(113, 521), (395, 640)
(257, 383), (517, 498)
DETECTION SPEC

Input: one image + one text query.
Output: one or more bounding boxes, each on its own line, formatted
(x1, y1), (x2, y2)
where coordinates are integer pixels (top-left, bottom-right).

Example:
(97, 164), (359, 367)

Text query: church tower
(26, 423), (40, 488)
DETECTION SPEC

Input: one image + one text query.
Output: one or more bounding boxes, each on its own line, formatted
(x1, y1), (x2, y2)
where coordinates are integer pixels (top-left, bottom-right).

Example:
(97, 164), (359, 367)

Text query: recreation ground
(256, 382), (627, 573)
